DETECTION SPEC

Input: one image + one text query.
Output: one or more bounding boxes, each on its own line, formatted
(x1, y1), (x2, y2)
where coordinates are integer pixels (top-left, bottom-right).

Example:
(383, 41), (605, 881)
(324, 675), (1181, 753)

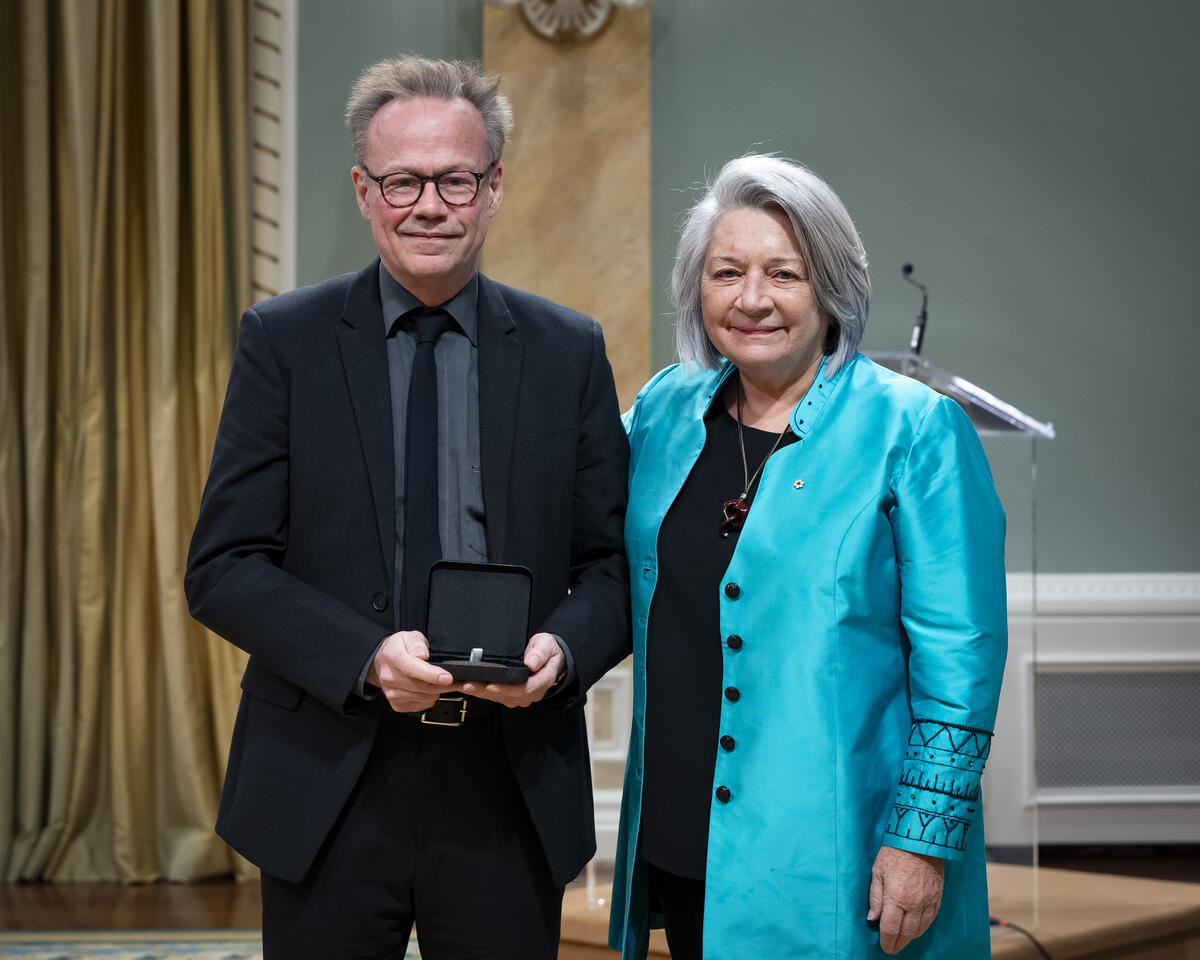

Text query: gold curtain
(0, 0), (253, 882)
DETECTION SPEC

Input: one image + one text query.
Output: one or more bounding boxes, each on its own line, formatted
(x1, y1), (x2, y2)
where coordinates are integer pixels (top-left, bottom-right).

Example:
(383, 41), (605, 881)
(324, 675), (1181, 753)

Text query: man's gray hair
(672, 155), (870, 375)
(345, 56), (514, 169)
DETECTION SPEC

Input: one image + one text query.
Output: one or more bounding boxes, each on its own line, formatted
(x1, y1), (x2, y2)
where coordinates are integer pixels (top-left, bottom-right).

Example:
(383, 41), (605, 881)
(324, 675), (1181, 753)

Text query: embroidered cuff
(883, 718), (993, 860)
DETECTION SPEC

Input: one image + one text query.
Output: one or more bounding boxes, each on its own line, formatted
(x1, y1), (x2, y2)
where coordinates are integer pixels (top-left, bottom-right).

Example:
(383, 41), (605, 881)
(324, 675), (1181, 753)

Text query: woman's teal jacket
(609, 353), (1008, 959)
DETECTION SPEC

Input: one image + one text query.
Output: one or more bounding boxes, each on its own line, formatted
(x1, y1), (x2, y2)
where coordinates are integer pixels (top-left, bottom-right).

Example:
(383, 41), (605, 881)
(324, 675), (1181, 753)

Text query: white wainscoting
(590, 574), (1200, 862)
(985, 573), (1200, 847)
(249, 0), (297, 302)
(587, 660), (633, 862)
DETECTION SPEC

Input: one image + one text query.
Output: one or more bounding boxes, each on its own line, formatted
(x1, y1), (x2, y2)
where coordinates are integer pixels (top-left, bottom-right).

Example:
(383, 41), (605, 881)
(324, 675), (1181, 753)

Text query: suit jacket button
(372, 593), (388, 612)
(720, 735), (736, 751)
(726, 634), (743, 650)
(724, 582), (740, 599)
(715, 785), (732, 803)
(724, 686), (740, 702)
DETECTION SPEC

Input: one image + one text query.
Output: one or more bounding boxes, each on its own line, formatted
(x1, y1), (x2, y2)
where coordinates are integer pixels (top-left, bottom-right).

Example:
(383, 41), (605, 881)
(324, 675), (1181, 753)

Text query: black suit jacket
(184, 262), (631, 886)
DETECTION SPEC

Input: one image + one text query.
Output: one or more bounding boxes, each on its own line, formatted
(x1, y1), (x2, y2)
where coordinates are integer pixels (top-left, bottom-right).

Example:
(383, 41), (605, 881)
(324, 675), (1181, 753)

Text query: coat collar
(787, 354), (848, 439)
(338, 259), (385, 330)
(696, 353), (851, 440)
(475, 274), (523, 562)
(336, 260), (394, 580)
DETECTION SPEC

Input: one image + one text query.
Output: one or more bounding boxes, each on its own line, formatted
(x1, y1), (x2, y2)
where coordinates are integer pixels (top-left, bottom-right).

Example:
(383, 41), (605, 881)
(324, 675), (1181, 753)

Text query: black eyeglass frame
(361, 164), (495, 208)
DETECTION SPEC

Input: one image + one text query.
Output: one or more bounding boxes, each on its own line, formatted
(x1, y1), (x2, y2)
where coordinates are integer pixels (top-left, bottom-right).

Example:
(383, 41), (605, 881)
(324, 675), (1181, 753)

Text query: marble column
(482, 6), (651, 408)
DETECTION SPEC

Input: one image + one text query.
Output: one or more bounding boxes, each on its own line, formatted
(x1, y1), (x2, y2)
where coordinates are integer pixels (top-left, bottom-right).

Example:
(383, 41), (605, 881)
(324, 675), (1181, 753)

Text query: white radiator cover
(986, 573), (1200, 847)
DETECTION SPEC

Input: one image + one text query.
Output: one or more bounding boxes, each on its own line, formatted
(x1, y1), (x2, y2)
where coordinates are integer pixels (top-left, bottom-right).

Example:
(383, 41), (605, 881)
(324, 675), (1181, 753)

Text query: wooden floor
(0, 847), (1195, 931)
(0, 878), (261, 930)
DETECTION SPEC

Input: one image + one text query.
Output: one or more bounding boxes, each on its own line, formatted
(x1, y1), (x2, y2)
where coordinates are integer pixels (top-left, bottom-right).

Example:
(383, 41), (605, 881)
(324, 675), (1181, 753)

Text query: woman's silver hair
(345, 56), (514, 169)
(672, 155), (870, 374)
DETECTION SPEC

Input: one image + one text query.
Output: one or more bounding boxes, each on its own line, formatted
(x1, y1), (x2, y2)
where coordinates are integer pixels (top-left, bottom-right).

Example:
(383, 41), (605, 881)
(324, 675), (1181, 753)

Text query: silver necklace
(719, 378), (791, 538)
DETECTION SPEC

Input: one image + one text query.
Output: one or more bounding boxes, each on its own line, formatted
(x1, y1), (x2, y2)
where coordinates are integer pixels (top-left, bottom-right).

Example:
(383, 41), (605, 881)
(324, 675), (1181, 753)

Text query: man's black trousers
(260, 703), (562, 959)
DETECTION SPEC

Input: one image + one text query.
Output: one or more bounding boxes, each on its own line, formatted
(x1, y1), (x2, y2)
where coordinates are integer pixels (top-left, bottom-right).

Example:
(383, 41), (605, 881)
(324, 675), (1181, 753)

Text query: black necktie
(401, 307), (447, 631)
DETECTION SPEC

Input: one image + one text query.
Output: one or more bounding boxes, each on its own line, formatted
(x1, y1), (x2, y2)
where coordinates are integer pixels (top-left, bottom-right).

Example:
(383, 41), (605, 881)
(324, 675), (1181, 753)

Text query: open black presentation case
(425, 560), (532, 684)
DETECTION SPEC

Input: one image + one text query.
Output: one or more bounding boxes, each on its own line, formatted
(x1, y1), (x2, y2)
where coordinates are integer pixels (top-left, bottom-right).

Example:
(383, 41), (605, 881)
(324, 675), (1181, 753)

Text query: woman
(608, 156), (1007, 959)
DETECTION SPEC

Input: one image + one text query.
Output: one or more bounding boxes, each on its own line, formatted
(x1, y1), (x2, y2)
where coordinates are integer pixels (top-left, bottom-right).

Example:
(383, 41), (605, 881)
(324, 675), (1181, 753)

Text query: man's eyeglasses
(362, 166), (493, 208)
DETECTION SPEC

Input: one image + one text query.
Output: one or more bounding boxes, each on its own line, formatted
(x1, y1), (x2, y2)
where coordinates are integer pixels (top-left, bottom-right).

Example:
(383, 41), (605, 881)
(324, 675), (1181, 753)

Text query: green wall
(649, 0), (1199, 572)
(295, 0), (1199, 573)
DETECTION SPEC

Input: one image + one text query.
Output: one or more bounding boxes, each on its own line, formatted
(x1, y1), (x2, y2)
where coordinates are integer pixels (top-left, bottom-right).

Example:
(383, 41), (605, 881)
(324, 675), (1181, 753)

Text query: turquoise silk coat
(609, 354), (1008, 959)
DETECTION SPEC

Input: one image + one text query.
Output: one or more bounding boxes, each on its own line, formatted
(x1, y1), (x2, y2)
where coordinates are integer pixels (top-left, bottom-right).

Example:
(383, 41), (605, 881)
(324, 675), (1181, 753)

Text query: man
(185, 56), (630, 959)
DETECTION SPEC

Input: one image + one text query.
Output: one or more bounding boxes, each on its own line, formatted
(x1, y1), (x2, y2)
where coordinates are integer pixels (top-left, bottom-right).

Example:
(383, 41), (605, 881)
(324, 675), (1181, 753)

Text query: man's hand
(867, 845), (945, 955)
(368, 630), (455, 713)
(458, 632), (565, 708)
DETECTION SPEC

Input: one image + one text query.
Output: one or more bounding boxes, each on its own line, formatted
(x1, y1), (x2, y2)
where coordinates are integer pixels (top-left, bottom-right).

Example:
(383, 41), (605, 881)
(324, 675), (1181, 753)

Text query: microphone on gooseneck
(902, 263), (929, 355)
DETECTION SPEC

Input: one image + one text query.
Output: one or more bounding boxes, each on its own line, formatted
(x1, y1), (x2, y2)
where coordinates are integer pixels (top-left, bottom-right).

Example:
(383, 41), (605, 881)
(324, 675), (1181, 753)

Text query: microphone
(902, 263), (929, 355)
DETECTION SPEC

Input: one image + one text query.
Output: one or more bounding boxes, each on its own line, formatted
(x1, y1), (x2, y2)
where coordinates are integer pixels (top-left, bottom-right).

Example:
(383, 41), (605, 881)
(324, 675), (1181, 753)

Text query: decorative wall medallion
(487, 0), (652, 41)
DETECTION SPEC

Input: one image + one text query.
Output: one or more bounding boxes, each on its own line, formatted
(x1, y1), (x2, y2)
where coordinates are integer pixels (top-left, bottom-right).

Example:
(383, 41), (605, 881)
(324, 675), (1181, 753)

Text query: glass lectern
(870, 350), (1055, 929)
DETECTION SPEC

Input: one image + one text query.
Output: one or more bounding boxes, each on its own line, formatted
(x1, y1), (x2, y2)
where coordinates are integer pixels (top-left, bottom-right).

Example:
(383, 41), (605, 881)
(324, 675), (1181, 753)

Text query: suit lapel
(336, 261), (395, 581)
(477, 275), (523, 563)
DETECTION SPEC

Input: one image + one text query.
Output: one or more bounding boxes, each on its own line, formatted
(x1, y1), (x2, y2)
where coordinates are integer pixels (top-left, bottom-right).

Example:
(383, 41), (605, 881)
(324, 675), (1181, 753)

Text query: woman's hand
(867, 845), (945, 954)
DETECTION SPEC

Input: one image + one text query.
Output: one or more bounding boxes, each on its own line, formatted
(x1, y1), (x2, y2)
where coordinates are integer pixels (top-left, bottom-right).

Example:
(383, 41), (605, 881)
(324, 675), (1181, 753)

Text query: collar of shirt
(378, 262), (479, 346)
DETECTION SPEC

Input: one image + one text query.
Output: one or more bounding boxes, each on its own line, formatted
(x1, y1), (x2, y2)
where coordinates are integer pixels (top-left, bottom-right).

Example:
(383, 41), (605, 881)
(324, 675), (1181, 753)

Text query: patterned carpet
(0, 930), (423, 959)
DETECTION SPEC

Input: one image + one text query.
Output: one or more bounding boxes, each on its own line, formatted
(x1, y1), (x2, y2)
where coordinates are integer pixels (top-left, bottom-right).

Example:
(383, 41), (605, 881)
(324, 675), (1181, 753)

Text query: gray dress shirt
(380, 264), (488, 619)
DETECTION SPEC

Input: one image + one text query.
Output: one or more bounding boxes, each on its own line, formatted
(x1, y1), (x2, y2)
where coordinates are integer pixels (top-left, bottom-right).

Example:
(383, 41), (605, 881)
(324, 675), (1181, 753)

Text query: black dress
(639, 402), (796, 880)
